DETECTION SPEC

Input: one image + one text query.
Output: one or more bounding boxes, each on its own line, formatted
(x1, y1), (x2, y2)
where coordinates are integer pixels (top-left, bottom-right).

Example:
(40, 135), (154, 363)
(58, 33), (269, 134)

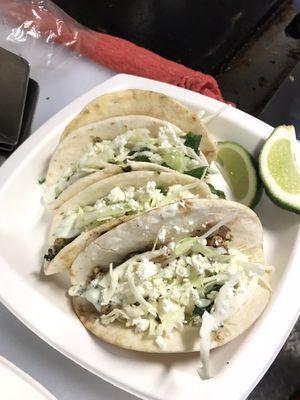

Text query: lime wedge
(259, 125), (300, 213)
(216, 141), (262, 208)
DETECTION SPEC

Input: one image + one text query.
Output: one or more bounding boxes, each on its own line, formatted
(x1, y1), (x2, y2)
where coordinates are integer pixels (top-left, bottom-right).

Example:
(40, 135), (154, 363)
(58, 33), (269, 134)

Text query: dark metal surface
(217, 0), (300, 114)
(248, 320), (300, 400)
(53, 0), (285, 74)
(259, 60), (300, 135)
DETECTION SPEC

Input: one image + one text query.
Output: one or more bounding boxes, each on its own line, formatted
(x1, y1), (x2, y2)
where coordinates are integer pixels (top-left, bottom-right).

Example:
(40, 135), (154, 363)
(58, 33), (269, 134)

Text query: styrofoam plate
(0, 74), (299, 400)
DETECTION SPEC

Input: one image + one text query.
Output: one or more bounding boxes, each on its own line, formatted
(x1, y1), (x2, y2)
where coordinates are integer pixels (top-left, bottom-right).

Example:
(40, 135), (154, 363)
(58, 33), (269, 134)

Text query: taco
(43, 90), (217, 209)
(43, 170), (211, 275)
(69, 199), (271, 379)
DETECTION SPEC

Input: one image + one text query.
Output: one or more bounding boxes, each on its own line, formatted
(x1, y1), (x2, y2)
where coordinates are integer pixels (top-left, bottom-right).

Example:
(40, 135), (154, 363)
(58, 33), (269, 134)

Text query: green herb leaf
(204, 282), (223, 295)
(38, 177), (45, 185)
(128, 147), (150, 156)
(161, 162), (171, 169)
(132, 155), (151, 162)
(192, 303), (213, 317)
(185, 166), (207, 179)
(184, 132), (201, 155)
(207, 183), (226, 199)
(156, 184), (168, 195)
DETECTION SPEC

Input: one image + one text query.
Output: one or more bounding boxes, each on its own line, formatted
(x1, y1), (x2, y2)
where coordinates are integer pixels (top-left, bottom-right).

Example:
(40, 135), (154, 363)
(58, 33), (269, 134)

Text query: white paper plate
(0, 74), (299, 400)
(0, 356), (56, 400)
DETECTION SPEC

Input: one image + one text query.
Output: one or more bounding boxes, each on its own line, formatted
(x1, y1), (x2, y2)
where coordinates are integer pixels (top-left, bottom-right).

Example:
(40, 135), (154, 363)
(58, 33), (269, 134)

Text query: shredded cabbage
(53, 181), (198, 239)
(44, 126), (209, 203)
(69, 222), (272, 379)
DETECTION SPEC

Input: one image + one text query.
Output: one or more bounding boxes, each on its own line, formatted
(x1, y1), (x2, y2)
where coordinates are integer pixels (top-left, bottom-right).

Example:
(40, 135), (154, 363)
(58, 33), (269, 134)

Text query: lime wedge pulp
(216, 141), (262, 208)
(259, 125), (300, 213)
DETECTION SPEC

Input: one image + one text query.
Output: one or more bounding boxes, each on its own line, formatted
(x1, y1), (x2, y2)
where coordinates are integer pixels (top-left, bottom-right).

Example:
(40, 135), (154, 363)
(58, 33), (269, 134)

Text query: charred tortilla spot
(44, 237), (75, 261)
(122, 165), (132, 172)
(91, 136), (102, 145)
(99, 304), (112, 315)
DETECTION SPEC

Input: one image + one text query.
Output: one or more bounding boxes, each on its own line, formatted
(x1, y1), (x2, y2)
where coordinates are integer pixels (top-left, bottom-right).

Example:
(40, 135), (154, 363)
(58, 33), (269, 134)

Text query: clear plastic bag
(0, 0), (84, 73)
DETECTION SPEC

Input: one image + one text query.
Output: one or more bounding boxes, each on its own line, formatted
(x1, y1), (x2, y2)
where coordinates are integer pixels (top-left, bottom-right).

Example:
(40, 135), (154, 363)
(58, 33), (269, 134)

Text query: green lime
(216, 141), (262, 208)
(258, 125), (300, 214)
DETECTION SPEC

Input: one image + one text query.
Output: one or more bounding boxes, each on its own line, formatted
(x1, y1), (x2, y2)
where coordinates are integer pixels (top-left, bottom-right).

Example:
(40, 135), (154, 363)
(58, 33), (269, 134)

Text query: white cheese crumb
(136, 259), (158, 280)
(158, 227), (167, 242)
(124, 186), (135, 199)
(170, 287), (181, 301)
(161, 298), (173, 313)
(133, 318), (150, 333)
(155, 336), (166, 349)
(128, 198), (140, 210)
(108, 187), (126, 203)
(94, 199), (106, 210)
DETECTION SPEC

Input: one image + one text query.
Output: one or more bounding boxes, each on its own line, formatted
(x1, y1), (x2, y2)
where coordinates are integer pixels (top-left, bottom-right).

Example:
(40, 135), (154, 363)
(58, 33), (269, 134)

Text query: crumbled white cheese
(155, 335), (166, 349)
(163, 265), (175, 279)
(174, 258), (189, 277)
(148, 288), (160, 301)
(94, 198), (106, 210)
(158, 128), (173, 148)
(136, 259), (158, 280)
(153, 277), (164, 287)
(146, 181), (157, 193)
(124, 186), (135, 200)
(188, 254), (206, 275)
(143, 281), (153, 291)
(133, 318), (150, 333)
(107, 187), (126, 203)
(114, 135), (127, 149)
(170, 287), (181, 301)
(161, 298), (173, 313)
(128, 198), (140, 210)
(168, 241), (175, 251)
(158, 227), (167, 242)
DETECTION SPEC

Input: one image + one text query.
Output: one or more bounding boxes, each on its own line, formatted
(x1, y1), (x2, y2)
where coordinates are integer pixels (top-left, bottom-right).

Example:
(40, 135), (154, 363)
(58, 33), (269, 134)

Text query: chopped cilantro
(184, 166), (207, 179)
(207, 183), (226, 199)
(128, 147), (150, 156)
(156, 184), (168, 195)
(38, 177), (45, 185)
(192, 303), (213, 317)
(184, 132), (201, 155)
(132, 155), (151, 162)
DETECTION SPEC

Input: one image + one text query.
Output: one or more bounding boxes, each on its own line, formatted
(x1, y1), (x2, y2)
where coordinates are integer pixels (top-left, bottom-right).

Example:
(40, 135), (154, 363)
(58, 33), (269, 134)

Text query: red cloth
(4, 0), (224, 102)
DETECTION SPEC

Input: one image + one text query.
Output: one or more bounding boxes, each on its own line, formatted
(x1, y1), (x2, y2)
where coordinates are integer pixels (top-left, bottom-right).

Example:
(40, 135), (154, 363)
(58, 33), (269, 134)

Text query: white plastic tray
(0, 74), (299, 400)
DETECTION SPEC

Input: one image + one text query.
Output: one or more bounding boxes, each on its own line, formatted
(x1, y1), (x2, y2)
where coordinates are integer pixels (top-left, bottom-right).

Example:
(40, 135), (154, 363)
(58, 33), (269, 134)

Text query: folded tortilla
(71, 199), (270, 353)
(44, 171), (211, 276)
(60, 89), (215, 161)
(45, 89), (216, 209)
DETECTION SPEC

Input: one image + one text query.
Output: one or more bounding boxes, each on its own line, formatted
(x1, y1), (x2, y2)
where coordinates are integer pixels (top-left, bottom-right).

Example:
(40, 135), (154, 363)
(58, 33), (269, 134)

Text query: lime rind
(258, 125), (300, 214)
(217, 141), (262, 209)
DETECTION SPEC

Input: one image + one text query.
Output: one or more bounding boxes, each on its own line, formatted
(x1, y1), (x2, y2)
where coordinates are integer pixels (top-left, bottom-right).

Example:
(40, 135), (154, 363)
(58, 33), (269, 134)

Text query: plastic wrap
(0, 0), (84, 73)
